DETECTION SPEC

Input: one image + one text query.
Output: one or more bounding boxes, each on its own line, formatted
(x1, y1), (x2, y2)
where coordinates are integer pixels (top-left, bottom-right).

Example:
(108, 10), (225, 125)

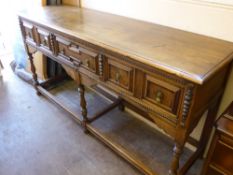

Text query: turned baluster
(78, 84), (89, 133)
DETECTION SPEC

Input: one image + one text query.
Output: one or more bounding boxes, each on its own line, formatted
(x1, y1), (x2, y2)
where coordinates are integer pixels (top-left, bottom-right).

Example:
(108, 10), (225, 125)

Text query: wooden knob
(60, 48), (65, 55)
(85, 59), (90, 67)
(155, 90), (163, 103)
(115, 72), (120, 83)
(43, 38), (47, 45)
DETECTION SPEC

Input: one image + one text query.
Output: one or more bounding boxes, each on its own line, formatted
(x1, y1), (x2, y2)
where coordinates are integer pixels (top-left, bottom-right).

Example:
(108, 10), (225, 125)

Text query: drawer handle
(69, 45), (80, 54)
(69, 56), (82, 67)
(60, 48), (65, 55)
(73, 60), (82, 67)
(85, 59), (90, 67)
(155, 90), (163, 103)
(115, 72), (121, 83)
(43, 38), (47, 45)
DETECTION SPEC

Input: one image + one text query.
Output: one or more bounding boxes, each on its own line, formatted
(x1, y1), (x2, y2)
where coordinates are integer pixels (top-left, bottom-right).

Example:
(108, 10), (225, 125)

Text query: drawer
(22, 21), (36, 44)
(36, 28), (52, 52)
(211, 140), (233, 174)
(107, 59), (133, 91)
(144, 75), (181, 114)
(56, 36), (98, 73)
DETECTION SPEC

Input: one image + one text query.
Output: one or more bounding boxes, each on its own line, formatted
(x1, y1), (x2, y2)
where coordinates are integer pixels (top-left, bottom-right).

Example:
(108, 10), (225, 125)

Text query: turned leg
(169, 143), (184, 175)
(78, 84), (89, 133)
(28, 52), (40, 95)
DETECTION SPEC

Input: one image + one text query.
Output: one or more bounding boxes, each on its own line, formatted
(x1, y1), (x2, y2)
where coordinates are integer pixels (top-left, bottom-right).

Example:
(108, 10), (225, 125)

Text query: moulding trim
(172, 0), (233, 10)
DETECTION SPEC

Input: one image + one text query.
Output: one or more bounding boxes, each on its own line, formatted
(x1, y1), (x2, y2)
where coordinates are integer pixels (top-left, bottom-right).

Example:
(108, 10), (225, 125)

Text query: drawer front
(22, 22), (36, 44)
(36, 28), (52, 52)
(211, 140), (233, 174)
(56, 36), (98, 73)
(107, 59), (133, 91)
(144, 75), (181, 114)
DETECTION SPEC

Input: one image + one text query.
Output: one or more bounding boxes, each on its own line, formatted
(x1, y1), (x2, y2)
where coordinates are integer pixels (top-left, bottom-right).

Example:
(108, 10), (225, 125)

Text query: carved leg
(78, 84), (89, 133)
(28, 52), (40, 95)
(169, 143), (184, 175)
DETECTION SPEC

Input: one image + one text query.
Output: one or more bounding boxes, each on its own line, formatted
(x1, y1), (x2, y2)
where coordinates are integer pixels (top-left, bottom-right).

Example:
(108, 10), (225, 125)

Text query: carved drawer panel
(144, 75), (181, 114)
(107, 59), (133, 91)
(36, 28), (52, 52)
(56, 36), (98, 73)
(22, 22), (36, 45)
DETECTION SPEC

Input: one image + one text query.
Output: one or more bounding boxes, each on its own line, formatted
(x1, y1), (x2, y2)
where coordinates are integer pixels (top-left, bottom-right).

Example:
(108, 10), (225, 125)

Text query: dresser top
(18, 6), (233, 84)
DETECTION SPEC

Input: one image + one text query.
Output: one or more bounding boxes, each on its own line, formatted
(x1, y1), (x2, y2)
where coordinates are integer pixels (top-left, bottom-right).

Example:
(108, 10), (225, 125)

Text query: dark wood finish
(22, 21), (36, 46)
(201, 101), (233, 175)
(18, 6), (233, 84)
(88, 98), (122, 123)
(55, 35), (99, 73)
(133, 69), (145, 99)
(170, 143), (184, 175)
(18, 6), (233, 175)
(107, 58), (133, 91)
(144, 74), (181, 115)
(78, 84), (88, 133)
(179, 146), (202, 175)
(39, 74), (68, 90)
(36, 27), (53, 52)
(27, 47), (40, 95)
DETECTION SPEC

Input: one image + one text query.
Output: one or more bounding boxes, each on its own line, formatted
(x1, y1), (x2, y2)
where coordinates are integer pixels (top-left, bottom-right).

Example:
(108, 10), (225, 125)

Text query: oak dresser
(18, 6), (233, 175)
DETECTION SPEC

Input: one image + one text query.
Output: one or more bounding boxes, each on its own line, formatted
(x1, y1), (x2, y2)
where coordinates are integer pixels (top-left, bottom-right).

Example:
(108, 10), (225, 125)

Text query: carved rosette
(98, 54), (103, 77)
(181, 84), (194, 127)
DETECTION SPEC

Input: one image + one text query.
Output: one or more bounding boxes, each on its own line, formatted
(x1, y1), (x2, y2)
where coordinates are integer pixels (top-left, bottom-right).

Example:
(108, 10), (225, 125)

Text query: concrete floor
(0, 53), (202, 175)
(0, 54), (141, 175)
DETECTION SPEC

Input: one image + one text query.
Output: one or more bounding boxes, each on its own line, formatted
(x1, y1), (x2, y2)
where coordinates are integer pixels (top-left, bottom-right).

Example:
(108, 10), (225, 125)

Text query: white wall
(82, 0), (233, 43)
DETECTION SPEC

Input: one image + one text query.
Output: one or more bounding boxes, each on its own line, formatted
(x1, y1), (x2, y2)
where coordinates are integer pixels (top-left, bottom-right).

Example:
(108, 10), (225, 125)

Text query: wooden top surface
(18, 6), (233, 84)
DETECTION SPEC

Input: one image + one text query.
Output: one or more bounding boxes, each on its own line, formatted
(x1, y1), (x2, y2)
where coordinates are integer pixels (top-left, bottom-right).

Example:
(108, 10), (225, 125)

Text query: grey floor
(0, 54), (202, 175)
(0, 54), (142, 175)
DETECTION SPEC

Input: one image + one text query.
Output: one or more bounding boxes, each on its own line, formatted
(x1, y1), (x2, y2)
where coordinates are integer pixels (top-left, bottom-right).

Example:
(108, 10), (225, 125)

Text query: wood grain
(18, 6), (233, 84)
(18, 6), (233, 175)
